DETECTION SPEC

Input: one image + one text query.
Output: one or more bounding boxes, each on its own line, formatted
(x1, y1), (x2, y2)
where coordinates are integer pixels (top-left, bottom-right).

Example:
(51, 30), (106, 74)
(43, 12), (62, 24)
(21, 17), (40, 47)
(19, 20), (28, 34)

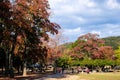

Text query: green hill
(103, 36), (120, 50)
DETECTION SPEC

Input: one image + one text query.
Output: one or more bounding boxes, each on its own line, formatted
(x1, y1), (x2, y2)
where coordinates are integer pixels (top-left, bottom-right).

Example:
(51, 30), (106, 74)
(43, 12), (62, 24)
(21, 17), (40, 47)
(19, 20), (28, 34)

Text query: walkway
(34, 73), (81, 80)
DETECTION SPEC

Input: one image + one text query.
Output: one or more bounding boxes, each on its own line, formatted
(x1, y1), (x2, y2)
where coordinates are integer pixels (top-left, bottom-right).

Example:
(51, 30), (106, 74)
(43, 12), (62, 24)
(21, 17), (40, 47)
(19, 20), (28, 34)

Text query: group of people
(72, 67), (90, 74)
(56, 67), (90, 74)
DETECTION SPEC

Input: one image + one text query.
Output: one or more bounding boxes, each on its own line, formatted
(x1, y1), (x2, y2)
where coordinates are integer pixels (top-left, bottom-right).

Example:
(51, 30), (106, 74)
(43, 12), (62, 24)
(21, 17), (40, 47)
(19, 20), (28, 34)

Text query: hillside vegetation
(103, 36), (120, 50)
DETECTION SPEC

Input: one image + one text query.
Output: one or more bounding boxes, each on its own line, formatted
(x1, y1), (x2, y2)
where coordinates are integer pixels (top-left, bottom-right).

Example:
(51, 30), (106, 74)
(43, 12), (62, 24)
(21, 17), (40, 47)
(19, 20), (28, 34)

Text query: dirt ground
(34, 74), (80, 80)
(0, 73), (82, 80)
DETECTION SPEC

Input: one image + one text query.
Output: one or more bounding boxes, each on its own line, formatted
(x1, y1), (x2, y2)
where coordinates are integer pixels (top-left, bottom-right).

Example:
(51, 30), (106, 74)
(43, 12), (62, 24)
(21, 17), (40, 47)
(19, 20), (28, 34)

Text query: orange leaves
(16, 35), (24, 44)
(14, 0), (60, 35)
(15, 0), (50, 18)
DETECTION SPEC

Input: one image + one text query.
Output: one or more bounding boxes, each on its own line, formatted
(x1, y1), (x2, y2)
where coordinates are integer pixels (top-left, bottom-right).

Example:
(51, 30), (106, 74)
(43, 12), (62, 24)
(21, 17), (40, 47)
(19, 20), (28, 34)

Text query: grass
(78, 72), (120, 80)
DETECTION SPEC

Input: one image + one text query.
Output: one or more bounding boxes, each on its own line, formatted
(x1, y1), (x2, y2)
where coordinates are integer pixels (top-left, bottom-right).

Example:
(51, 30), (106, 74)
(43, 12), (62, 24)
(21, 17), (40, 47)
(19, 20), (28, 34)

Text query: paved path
(34, 73), (84, 80)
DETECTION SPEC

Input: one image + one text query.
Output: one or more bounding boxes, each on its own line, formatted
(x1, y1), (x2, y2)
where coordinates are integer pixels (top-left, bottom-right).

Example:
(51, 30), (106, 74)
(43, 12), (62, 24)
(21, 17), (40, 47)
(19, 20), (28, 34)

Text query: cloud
(90, 31), (101, 35)
(98, 23), (120, 37)
(82, 23), (120, 38)
(63, 27), (81, 35)
(49, 0), (120, 42)
(106, 0), (120, 9)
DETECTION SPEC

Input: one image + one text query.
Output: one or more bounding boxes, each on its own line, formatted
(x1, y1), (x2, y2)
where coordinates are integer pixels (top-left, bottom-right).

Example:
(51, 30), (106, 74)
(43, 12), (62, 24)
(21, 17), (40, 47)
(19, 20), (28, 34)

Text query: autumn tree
(95, 46), (114, 59)
(70, 33), (114, 60)
(0, 0), (60, 77)
(44, 30), (67, 73)
(48, 31), (65, 60)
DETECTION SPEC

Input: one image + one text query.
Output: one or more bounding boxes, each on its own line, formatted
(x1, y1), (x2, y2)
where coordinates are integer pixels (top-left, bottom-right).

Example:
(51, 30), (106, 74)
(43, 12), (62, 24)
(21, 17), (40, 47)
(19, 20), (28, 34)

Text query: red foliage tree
(0, 0), (60, 76)
(71, 33), (114, 60)
(0, 0), (60, 60)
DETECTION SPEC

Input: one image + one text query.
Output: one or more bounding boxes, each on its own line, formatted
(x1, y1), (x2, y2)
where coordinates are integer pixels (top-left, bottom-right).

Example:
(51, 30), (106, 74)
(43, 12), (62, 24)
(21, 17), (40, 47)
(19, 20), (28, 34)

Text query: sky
(49, 0), (120, 42)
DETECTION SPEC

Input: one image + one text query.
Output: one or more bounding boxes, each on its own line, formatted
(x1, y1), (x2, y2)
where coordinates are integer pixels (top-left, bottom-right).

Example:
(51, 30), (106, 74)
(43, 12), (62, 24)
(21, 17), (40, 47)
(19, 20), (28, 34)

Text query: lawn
(78, 72), (120, 80)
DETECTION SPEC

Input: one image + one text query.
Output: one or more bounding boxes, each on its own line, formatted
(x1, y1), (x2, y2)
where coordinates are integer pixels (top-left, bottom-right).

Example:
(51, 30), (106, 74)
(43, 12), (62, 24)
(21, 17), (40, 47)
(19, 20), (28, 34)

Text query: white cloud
(100, 24), (120, 37)
(90, 31), (101, 35)
(105, 23), (120, 29)
(49, 0), (104, 26)
(49, 0), (120, 42)
(49, 0), (99, 15)
(85, 23), (120, 38)
(64, 27), (81, 35)
(106, 0), (120, 9)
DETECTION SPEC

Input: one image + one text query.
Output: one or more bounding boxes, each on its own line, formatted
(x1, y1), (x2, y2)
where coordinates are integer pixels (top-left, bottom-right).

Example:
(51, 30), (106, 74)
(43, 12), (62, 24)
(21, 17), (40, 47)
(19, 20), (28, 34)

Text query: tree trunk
(53, 67), (57, 73)
(53, 61), (57, 73)
(22, 45), (28, 76)
(23, 61), (27, 76)
(2, 66), (3, 73)
(5, 51), (9, 77)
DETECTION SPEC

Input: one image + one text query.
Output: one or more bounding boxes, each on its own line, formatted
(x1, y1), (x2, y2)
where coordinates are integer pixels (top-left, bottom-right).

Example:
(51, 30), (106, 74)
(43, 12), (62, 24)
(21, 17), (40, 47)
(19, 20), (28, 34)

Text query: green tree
(57, 56), (72, 68)
(115, 46), (120, 59)
(115, 46), (120, 65)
